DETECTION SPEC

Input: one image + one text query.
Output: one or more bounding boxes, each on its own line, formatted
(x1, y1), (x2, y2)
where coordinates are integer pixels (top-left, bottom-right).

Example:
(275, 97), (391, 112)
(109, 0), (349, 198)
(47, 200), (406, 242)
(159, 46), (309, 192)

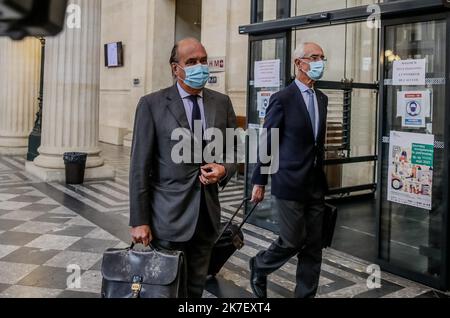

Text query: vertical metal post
(27, 37), (45, 162)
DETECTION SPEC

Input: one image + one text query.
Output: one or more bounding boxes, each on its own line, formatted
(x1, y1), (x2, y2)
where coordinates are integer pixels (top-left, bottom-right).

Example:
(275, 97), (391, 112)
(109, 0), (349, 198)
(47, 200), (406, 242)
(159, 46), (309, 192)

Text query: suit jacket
(252, 81), (329, 201)
(129, 84), (238, 242)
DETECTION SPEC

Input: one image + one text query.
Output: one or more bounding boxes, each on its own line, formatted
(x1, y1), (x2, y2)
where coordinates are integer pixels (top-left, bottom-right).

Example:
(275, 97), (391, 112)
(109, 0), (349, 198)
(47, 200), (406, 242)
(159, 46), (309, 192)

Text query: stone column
(123, 0), (176, 147)
(0, 38), (40, 155)
(201, 0), (230, 95)
(26, 0), (115, 182)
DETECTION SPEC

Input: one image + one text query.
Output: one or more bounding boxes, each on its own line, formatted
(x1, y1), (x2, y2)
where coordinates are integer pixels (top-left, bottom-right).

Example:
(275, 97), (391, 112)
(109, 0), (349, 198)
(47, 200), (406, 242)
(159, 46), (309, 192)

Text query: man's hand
(131, 225), (152, 247)
(251, 185), (266, 203)
(200, 163), (226, 185)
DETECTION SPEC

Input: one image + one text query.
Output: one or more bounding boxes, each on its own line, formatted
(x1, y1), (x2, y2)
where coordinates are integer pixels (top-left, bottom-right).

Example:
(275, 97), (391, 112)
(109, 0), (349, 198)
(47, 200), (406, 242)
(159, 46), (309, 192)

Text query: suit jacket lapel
(315, 89), (327, 138)
(166, 84), (191, 131)
(203, 89), (216, 132)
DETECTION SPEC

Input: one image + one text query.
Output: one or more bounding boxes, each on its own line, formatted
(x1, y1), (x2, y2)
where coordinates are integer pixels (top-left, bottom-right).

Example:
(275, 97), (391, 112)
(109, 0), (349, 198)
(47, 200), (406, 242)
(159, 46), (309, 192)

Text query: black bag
(101, 244), (187, 298)
(208, 198), (259, 276)
(322, 204), (338, 249)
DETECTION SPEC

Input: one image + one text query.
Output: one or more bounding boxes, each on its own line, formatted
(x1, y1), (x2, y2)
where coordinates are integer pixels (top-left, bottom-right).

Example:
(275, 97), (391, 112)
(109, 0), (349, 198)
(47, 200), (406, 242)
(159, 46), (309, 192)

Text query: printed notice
(396, 90), (431, 128)
(257, 91), (273, 119)
(387, 131), (434, 211)
(254, 59), (280, 88)
(393, 59), (426, 86)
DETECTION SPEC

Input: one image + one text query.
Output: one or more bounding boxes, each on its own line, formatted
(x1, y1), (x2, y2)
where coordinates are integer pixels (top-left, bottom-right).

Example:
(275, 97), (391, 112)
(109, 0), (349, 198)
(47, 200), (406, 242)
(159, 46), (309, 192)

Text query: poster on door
(392, 59), (426, 86)
(257, 91), (273, 119)
(396, 90), (431, 128)
(387, 131), (434, 211)
(254, 59), (280, 88)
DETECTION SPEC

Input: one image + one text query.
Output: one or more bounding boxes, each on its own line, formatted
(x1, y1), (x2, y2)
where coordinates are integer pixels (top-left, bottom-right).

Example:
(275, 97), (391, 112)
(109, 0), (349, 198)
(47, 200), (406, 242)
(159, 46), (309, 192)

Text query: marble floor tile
(0, 261), (38, 284)
(44, 250), (103, 270)
(26, 234), (82, 251)
(1, 247), (60, 265)
(0, 285), (62, 298)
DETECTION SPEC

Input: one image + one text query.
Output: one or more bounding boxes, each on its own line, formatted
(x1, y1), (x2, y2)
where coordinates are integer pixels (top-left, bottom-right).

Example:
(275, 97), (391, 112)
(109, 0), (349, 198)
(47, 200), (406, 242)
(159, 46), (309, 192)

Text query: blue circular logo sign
(406, 101), (421, 117)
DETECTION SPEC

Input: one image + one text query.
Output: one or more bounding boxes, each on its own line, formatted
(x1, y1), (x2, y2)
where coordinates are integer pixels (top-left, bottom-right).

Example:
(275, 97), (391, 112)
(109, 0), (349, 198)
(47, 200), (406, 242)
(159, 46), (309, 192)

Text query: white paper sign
(362, 57), (372, 71)
(254, 60), (280, 88)
(396, 90), (431, 128)
(387, 131), (434, 211)
(393, 59), (426, 86)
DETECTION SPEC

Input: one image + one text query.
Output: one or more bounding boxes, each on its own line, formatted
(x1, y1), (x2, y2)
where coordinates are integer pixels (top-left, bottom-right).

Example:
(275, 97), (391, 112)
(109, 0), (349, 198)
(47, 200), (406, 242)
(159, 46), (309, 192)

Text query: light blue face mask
(179, 64), (210, 89)
(305, 61), (325, 81)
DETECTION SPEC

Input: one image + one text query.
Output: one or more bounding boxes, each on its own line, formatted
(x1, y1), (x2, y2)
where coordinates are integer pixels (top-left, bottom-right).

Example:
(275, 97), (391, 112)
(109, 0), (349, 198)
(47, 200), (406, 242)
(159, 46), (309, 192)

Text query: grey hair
(293, 42), (321, 62)
(293, 42), (310, 62)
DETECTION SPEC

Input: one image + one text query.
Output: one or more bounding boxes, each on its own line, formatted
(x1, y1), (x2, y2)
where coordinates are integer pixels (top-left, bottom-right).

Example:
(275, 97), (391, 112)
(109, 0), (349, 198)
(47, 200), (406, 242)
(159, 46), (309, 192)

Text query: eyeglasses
(301, 55), (327, 62)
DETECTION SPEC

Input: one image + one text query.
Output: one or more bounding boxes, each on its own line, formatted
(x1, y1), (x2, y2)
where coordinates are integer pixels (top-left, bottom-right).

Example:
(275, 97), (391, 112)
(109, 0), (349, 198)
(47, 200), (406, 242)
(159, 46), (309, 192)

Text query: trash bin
(63, 152), (88, 185)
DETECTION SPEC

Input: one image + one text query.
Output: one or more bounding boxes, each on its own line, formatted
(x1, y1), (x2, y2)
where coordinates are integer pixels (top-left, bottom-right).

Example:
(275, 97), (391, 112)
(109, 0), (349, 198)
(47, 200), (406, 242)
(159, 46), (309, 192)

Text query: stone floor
(0, 143), (448, 298)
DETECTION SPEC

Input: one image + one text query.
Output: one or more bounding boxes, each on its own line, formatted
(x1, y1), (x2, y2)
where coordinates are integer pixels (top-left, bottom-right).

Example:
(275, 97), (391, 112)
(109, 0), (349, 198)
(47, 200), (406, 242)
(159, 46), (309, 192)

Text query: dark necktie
(188, 95), (202, 132)
(187, 95), (205, 164)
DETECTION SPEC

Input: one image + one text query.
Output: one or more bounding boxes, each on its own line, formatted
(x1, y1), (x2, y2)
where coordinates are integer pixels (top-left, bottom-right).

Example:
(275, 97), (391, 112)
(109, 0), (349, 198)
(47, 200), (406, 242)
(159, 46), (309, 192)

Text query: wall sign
(208, 76), (218, 84)
(208, 57), (226, 73)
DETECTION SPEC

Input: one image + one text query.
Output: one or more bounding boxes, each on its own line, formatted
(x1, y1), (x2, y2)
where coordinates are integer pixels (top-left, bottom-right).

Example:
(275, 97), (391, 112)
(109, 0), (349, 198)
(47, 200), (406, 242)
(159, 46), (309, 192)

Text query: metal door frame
(244, 31), (292, 232)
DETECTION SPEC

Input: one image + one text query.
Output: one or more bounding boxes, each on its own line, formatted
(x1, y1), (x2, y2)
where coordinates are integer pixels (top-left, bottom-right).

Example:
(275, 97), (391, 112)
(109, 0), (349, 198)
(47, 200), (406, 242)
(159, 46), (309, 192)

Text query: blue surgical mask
(179, 64), (210, 89)
(305, 61), (325, 81)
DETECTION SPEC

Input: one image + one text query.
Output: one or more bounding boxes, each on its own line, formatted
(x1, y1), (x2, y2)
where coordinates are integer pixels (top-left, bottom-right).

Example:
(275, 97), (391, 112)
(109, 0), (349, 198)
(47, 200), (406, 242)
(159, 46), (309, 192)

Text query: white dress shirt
(176, 82), (207, 131)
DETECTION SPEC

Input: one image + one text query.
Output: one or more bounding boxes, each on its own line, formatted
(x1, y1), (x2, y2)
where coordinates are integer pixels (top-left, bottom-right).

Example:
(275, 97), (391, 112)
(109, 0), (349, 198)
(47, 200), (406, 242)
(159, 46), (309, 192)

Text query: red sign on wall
(208, 57), (226, 73)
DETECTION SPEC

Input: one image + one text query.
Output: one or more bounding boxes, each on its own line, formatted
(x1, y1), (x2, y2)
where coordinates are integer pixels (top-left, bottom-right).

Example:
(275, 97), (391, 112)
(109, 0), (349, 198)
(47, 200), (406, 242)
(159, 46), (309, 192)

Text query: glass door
(377, 15), (449, 289)
(245, 33), (291, 232)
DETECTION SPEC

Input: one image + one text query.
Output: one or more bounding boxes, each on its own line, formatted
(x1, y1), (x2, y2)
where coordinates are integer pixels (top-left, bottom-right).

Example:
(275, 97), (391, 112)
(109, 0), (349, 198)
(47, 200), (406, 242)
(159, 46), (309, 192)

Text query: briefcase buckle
(131, 276), (143, 298)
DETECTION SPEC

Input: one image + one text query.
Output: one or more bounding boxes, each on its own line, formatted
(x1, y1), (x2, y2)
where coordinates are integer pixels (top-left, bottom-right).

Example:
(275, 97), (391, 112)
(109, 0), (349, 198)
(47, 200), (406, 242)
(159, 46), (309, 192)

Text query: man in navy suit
(250, 42), (329, 298)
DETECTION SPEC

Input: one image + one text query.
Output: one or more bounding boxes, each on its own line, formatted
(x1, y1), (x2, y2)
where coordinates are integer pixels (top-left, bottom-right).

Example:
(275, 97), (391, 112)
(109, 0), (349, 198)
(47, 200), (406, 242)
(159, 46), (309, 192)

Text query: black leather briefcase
(101, 244), (187, 298)
(322, 204), (338, 249)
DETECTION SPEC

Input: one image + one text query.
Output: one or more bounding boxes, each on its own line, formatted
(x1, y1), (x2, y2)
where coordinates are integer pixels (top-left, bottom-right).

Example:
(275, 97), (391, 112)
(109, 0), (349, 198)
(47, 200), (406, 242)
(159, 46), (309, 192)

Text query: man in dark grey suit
(129, 38), (238, 298)
(250, 42), (329, 298)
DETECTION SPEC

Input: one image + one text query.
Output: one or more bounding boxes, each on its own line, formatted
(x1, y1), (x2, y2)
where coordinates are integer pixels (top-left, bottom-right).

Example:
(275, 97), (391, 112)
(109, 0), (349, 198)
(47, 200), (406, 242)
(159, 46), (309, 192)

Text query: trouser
(152, 188), (215, 298)
(254, 171), (326, 298)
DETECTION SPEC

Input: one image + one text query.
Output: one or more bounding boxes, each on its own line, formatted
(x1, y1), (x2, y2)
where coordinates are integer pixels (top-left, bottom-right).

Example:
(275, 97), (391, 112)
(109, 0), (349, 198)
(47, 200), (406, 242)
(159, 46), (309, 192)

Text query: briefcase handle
(129, 242), (157, 251)
(238, 199), (260, 231)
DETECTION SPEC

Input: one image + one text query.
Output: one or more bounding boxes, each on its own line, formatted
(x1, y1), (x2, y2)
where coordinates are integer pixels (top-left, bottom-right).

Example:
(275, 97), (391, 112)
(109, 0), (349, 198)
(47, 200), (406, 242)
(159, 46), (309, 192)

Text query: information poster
(257, 91), (273, 119)
(388, 131), (434, 211)
(392, 59), (426, 86)
(396, 90), (431, 128)
(254, 59), (280, 88)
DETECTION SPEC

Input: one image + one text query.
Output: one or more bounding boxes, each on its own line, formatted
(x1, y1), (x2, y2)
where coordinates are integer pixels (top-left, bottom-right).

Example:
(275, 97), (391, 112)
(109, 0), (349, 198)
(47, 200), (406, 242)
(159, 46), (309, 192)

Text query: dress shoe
(249, 257), (267, 298)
